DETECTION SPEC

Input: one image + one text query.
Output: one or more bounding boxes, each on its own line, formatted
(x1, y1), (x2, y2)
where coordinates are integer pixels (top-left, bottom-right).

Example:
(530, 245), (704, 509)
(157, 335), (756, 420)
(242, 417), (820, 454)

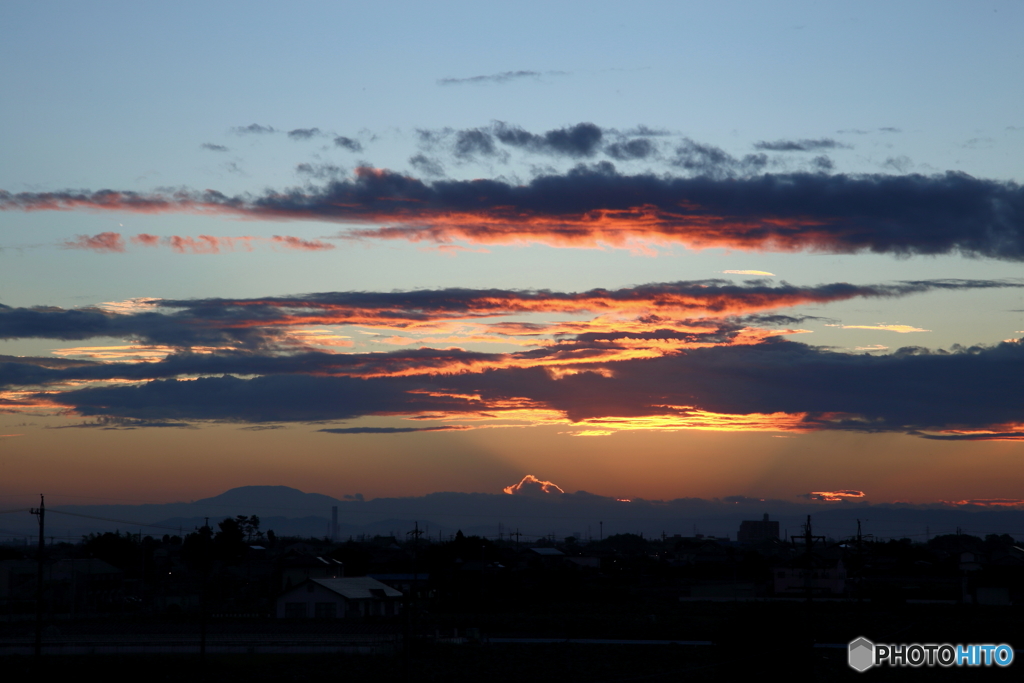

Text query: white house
(277, 577), (403, 619)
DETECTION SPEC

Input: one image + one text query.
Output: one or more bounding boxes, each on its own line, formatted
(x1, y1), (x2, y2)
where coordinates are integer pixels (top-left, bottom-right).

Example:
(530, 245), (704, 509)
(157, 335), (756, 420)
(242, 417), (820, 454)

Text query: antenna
(29, 495), (45, 661)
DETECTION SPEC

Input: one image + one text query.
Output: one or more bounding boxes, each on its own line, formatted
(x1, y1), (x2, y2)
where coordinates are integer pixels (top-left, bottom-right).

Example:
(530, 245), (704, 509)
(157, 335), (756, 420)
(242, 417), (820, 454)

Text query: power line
(46, 509), (190, 532)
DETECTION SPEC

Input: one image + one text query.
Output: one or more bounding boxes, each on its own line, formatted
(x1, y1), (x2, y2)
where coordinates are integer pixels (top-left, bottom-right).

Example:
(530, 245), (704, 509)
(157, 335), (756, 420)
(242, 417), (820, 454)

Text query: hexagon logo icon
(848, 637), (875, 672)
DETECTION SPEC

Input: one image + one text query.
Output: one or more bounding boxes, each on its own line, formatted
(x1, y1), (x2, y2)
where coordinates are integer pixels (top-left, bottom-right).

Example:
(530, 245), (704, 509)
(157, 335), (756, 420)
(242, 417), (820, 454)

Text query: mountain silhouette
(3, 485), (1023, 543)
(193, 485), (343, 513)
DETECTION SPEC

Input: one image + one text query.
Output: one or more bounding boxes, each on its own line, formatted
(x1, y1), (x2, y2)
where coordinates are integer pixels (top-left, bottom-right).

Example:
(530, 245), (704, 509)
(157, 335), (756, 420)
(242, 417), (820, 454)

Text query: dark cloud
(604, 138), (657, 160)
(493, 122), (603, 157)
(11, 278), (1021, 421)
(29, 337), (1024, 437)
(6, 167), (1024, 259)
(0, 347), (512, 390)
(542, 123), (603, 157)
(200, 143), (229, 152)
(44, 373), (467, 423)
(837, 128), (901, 135)
(0, 302), (276, 348)
(287, 128), (323, 140)
(737, 313), (825, 327)
(232, 124), (276, 135)
(913, 431), (1024, 441)
(0, 306), (119, 341)
(453, 129), (498, 159)
(671, 140), (728, 168)
(49, 416), (195, 430)
(416, 128), (448, 146)
(160, 278), (1012, 319)
(622, 125), (671, 137)
(1, 279), (1017, 353)
(0, 354), (98, 369)
(409, 154), (445, 177)
(958, 135), (991, 147)
(882, 156), (913, 173)
(296, 163), (344, 180)
(754, 138), (849, 152)
(670, 139), (766, 178)
(437, 70), (551, 85)
(333, 136), (363, 152)
(812, 155), (834, 172)
(438, 338), (1024, 434)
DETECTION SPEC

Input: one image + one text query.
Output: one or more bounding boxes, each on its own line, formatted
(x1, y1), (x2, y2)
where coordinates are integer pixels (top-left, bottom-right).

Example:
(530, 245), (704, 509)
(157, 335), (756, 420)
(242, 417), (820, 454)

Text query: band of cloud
(21, 337), (1024, 437)
(6, 167), (1023, 259)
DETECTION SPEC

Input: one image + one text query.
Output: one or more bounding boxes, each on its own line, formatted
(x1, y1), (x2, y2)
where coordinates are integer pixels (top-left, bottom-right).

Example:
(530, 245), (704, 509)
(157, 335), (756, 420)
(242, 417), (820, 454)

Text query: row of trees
(77, 515), (270, 574)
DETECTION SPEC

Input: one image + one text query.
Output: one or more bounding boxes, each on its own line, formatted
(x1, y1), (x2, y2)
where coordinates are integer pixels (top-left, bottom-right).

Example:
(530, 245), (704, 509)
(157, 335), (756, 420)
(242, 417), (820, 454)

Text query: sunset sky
(2, 1), (1024, 510)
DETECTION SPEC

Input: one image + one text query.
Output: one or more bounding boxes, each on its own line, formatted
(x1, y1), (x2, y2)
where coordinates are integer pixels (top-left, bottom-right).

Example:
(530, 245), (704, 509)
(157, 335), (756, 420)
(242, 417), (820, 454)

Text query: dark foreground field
(1, 643), (1020, 683)
(2, 601), (1021, 682)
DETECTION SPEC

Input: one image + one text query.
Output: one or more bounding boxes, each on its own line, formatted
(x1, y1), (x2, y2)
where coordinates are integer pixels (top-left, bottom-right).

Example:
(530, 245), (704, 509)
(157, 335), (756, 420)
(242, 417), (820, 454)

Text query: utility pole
(856, 519), (863, 603)
(798, 515), (826, 604)
(407, 522), (423, 596)
(854, 519), (872, 603)
(412, 521), (420, 575)
(29, 495), (45, 662)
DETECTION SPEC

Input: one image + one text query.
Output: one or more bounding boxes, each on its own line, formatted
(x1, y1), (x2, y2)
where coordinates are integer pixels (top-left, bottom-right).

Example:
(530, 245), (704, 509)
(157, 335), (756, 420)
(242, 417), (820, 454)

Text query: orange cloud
(806, 490), (866, 502)
(280, 329), (354, 349)
(503, 475), (565, 495)
(65, 233), (335, 254)
(340, 206), (831, 254)
(180, 282), (914, 338)
(841, 324), (929, 333)
(0, 390), (71, 413)
(565, 409), (814, 435)
(50, 345), (232, 363)
(167, 235), (254, 253)
(913, 423), (1024, 441)
(10, 276), (1024, 437)
(131, 233), (161, 247)
(63, 232), (125, 252)
(940, 499), (1024, 508)
(271, 235), (335, 251)
(97, 297), (163, 313)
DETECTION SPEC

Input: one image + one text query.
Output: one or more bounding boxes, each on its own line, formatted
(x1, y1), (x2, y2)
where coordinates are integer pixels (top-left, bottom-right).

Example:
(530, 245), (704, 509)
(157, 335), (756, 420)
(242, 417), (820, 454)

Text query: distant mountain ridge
(2, 485), (1024, 544)
(192, 485), (344, 512)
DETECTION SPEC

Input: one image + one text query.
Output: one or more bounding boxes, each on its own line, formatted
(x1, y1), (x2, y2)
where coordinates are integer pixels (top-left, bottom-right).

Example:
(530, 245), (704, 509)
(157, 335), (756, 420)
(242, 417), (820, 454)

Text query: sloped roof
(311, 577), (402, 599)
